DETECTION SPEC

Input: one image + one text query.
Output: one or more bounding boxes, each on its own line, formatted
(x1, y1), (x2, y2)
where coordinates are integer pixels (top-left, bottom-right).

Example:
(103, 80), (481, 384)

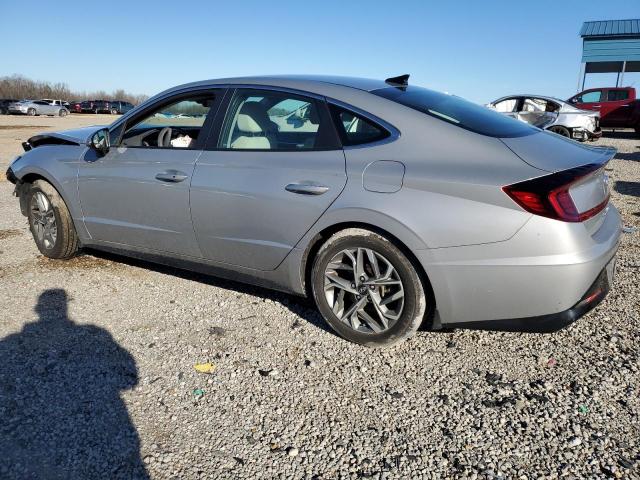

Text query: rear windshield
(373, 86), (536, 138)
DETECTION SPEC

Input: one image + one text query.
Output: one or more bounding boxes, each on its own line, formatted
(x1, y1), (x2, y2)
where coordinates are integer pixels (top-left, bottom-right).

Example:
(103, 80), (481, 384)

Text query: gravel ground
(0, 115), (638, 479)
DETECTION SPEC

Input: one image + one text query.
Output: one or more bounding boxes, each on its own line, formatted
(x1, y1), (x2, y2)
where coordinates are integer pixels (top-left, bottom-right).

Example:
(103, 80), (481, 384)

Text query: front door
(78, 90), (222, 257)
(573, 89), (605, 122)
(190, 88), (346, 270)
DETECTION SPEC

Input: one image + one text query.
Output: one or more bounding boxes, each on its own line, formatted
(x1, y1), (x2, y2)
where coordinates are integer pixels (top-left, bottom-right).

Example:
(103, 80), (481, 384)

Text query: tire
(27, 108), (36, 116)
(311, 228), (427, 347)
(548, 125), (571, 138)
(111, 108), (118, 115)
(26, 180), (79, 259)
(59, 109), (68, 117)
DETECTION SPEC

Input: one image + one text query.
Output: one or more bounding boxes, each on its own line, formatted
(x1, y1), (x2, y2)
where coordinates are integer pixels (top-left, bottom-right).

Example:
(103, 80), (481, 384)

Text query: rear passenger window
(607, 90), (629, 101)
(219, 89), (339, 151)
(329, 105), (390, 146)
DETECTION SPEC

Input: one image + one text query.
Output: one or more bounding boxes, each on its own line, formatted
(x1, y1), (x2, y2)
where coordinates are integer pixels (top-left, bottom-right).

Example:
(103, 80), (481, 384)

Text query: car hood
(501, 131), (616, 173)
(25, 125), (107, 149)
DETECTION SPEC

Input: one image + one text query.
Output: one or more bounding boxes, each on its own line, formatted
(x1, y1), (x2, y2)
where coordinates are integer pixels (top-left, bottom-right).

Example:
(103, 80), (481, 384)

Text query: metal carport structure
(578, 19), (640, 91)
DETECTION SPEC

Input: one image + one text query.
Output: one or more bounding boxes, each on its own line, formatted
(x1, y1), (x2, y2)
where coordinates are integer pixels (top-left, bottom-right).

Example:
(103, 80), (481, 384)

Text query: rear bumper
(451, 263), (612, 332)
(418, 205), (621, 329)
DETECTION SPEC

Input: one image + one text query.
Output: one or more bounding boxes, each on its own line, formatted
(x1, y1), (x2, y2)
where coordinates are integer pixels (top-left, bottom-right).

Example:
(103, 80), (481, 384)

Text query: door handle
(285, 182), (329, 195)
(155, 170), (188, 183)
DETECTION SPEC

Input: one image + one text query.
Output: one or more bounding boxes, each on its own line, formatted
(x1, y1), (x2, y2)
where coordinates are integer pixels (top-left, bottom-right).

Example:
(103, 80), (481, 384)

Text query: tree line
(0, 74), (149, 105)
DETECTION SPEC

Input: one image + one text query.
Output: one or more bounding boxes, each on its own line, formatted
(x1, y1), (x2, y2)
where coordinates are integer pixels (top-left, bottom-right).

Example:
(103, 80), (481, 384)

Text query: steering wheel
(158, 127), (172, 147)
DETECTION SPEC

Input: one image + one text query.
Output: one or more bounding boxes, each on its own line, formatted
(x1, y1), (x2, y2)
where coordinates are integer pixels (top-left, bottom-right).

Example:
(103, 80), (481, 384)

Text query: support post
(577, 63), (585, 92)
(619, 61), (627, 87)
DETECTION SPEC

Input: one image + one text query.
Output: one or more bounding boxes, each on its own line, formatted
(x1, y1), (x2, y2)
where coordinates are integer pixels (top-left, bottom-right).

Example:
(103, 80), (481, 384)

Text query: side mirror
(89, 128), (110, 156)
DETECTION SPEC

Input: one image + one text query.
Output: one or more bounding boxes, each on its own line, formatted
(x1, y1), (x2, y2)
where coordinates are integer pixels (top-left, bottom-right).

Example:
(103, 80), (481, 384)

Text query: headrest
(236, 102), (271, 134)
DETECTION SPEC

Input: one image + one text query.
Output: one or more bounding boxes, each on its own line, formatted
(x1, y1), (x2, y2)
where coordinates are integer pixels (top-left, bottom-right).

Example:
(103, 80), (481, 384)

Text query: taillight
(503, 163), (609, 222)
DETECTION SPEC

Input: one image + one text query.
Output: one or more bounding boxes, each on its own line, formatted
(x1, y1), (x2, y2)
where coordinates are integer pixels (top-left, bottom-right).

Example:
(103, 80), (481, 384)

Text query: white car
(8, 99), (69, 117)
(487, 95), (601, 141)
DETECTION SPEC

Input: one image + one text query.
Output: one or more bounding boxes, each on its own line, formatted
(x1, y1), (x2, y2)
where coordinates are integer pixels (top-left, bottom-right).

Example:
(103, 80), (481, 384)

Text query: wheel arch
(300, 221), (436, 327)
(16, 170), (82, 232)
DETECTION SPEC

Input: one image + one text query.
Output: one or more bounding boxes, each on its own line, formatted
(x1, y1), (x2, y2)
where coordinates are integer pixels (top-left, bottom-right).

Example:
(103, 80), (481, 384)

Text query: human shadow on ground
(0, 288), (149, 480)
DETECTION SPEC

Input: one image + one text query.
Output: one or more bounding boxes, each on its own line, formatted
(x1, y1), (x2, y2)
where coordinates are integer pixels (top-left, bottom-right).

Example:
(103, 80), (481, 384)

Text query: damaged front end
(21, 125), (107, 152)
(5, 165), (30, 216)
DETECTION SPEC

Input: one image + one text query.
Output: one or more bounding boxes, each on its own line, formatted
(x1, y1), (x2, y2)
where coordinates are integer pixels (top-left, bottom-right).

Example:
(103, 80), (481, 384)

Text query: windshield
(373, 86), (536, 138)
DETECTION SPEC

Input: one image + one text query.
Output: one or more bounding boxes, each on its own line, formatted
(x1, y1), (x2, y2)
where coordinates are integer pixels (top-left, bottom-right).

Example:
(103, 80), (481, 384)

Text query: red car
(568, 87), (640, 135)
(67, 101), (82, 114)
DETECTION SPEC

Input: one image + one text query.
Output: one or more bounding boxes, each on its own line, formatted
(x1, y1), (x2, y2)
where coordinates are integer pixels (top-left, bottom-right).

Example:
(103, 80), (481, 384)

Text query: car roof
(494, 94), (568, 105)
(167, 75), (393, 94)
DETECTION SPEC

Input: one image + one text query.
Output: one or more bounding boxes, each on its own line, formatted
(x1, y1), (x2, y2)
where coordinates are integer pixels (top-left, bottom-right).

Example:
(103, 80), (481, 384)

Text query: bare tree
(0, 74), (148, 105)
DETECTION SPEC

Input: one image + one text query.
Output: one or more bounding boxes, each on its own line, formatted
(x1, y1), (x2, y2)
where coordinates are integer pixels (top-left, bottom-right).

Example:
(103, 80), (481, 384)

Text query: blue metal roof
(580, 19), (640, 38)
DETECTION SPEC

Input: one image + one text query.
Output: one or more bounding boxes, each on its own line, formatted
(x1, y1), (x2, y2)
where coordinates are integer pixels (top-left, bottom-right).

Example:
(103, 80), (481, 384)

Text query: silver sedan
(6, 75), (620, 347)
(8, 99), (69, 117)
(487, 95), (601, 141)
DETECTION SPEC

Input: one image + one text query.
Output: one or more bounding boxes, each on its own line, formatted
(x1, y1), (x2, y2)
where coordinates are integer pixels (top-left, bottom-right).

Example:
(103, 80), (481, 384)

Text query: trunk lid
(500, 130), (615, 173)
(501, 131), (615, 235)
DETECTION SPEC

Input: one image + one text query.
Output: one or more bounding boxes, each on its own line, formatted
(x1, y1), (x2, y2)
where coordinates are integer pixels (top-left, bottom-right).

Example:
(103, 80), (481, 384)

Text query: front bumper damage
(5, 166), (29, 216)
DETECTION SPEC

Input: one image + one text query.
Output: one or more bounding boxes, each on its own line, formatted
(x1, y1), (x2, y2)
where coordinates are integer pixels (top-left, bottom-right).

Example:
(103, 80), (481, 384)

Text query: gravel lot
(0, 115), (638, 479)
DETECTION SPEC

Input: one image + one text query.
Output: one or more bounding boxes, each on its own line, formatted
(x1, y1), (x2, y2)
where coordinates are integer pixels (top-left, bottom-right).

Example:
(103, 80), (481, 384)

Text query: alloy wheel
(323, 247), (405, 333)
(30, 192), (57, 249)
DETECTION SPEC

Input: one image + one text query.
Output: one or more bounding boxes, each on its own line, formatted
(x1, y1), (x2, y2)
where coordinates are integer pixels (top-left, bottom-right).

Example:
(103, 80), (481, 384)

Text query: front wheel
(27, 180), (79, 259)
(59, 109), (68, 117)
(27, 108), (36, 116)
(311, 228), (427, 347)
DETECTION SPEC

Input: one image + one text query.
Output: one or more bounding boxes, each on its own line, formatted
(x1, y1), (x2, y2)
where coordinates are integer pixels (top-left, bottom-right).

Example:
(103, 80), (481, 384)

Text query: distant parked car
(67, 101), (82, 113)
(487, 95), (601, 141)
(109, 100), (134, 114)
(7, 99), (69, 117)
(0, 99), (19, 114)
(568, 87), (640, 135)
(80, 100), (111, 113)
(40, 99), (66, 107)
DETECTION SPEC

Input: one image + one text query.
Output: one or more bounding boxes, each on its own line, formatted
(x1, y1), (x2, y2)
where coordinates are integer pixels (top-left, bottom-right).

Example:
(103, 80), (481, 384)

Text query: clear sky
(1, 0), (639, 103)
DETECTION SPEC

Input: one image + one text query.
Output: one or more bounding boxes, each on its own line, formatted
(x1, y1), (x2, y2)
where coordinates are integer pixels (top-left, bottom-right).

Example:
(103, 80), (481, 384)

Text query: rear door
(78, 88), (223, 256)
(190, 87), (346, 270)
(517, 97), (558, 128)
(603, 89), (633, 127)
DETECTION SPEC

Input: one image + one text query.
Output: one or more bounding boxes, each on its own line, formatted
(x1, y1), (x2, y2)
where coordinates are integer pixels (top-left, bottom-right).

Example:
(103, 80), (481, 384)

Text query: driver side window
(120, 94), (216, 149)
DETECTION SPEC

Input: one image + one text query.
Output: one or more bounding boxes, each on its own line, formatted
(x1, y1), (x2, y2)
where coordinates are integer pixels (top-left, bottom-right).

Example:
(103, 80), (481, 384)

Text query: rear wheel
(58, 109), (68, 117)
(311, 228), (427, 347)
(548, 125), (571, 138)
(27, 180), (79, 259)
